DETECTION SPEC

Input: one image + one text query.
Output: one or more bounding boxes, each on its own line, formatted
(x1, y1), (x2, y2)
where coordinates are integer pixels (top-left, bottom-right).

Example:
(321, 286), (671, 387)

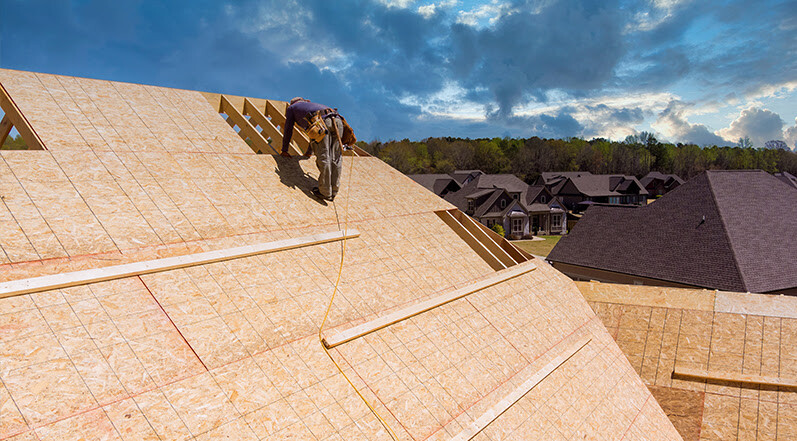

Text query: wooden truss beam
(673, 366), (797, 389)
(242, 98), (294, 155)
(0, 228), (360, 299)
(449, 209), (519, 267)
(438, 210), (506, 271)
(266, 100), (310, 155)
(452, 337), (592, 440)
(0, 82), (45, 150)
(0, 114), (12, 147)
(220, 95), (275, 154)
(322, 261), (535, 348)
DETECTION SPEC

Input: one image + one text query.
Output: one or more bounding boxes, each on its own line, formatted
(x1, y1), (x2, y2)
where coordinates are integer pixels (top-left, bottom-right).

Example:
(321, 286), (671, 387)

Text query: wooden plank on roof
(322, 260), (535, 348)
(0, 82), (46, 150)
(0, 228), (360, 299)
(220, 95), (273, 154)
(438, 210), (506, 271)
(450, 209), (519, 267)
(673, 366), (797, 389)
(451, 337), (592, 441)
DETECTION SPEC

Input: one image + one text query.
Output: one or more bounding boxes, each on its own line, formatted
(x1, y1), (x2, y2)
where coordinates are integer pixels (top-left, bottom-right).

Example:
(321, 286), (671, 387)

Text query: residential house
(640, 171), (684, 198)
(443, 173), (567, 238)
(547, 170), (797, 295)
(407, 173), (462, 197)
(535, 171), (648, 212)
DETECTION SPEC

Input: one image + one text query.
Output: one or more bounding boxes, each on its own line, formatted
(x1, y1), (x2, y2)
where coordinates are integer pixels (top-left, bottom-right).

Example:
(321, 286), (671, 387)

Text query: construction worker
(281, 97), (343, 202)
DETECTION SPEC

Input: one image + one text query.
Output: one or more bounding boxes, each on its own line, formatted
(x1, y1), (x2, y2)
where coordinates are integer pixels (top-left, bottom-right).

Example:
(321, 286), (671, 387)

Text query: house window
(467, 199), (474, 212)
(512, 218), (523, 234)
(512, 193), (518, 200)
(500, 199), (507, 209)
(486, 219), (495, 228)
(541, 196), (546, 203)
(609, 196), (620, 204)
(552, 214), (562, 227)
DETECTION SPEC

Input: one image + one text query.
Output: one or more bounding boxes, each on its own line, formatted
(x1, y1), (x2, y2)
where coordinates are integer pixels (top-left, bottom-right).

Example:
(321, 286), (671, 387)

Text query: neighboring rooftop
(774, 171), (797, 190)
(548, 170), (797, 294)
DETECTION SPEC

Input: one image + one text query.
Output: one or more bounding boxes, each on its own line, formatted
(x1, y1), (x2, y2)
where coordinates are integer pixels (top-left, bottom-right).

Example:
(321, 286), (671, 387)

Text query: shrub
(491, 224), (505, 237)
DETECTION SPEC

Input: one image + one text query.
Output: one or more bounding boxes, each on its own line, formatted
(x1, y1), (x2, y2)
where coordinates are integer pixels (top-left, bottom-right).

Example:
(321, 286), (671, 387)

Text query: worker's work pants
(313, 116), (343, 198)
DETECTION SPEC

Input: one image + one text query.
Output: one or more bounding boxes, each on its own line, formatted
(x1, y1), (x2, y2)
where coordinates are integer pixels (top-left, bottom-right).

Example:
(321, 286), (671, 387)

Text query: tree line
(359, 134), (797, 181)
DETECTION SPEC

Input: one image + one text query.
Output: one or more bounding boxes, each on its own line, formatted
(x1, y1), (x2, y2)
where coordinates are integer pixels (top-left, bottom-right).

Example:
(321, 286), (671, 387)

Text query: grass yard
(512, 236), (562, 258)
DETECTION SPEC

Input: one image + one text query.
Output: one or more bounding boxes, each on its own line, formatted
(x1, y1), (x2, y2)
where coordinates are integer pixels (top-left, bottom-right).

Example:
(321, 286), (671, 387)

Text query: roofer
(281, 97), (343, 202)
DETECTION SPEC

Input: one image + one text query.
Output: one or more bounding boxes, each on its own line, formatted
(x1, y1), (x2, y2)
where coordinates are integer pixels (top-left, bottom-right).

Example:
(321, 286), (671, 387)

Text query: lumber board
(451, 209), (518, 267)
(0, 114), (12, 147)
(322, 260), (535, 348)
(438, 210), (505, 271)
(0, 229), (360, 299)
(470, 217), (530, 262)
(673, 366), (797, 389)
(220, 95), (272, 154)
(0, 82), (46, 150)
(200, 91), (276, 114)
(243, 98), (282, 153)
(452, 337), (592, 440)
(266, 100), (309, 155)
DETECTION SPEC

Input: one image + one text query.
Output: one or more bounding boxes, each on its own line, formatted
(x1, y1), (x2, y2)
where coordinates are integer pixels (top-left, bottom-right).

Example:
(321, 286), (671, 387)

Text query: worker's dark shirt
(282, 101), (329, 153)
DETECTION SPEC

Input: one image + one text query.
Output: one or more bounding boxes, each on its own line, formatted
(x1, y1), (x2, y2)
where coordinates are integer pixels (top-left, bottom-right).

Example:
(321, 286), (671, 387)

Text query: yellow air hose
(316, 146), (400, 440)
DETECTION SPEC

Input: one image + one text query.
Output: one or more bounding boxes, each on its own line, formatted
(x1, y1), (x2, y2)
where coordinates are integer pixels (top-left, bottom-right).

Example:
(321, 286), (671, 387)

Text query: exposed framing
(219, 95), (276, 154)
(322, 260), (535, 348)
(0, 229), (360, 299)
(0, 81), (46, 150)
(265, 99), (309, 155)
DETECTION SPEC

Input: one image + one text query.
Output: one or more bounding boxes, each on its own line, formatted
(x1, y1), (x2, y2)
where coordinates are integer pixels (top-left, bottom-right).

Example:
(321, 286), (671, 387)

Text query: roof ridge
(705, 172), (749, 292)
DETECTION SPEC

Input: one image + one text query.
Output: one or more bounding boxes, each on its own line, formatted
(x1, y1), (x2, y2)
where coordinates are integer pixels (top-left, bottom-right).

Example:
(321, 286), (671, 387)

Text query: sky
(1, 0), (796, 148)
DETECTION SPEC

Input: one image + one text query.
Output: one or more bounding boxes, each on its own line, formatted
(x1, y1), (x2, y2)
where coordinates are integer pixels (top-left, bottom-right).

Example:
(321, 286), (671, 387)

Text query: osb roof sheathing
(580, 281), (797, 441)
(0, 69), (680, 440)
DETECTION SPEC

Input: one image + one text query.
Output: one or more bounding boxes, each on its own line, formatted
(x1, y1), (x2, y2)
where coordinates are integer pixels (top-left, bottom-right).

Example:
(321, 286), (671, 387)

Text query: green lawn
(512, 236), (562, 258)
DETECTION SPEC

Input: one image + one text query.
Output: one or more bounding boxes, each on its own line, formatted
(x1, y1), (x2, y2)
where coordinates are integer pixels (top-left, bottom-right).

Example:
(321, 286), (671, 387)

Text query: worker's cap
(290, 97), (307, 105)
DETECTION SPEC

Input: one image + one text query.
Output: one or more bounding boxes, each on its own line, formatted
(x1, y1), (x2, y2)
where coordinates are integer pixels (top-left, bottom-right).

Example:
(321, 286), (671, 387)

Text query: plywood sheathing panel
(0, 154), (453, 276)
(0, 69), (252, 154)
(583, 281), (797, 441)
(0, 70), (680, 440)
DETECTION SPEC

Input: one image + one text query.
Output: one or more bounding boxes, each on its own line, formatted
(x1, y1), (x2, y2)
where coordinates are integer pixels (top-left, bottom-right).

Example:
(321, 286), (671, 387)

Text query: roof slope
(548, 170), (797, 293)
(0, 69), (680, 440)
(579, 281), (797, 441)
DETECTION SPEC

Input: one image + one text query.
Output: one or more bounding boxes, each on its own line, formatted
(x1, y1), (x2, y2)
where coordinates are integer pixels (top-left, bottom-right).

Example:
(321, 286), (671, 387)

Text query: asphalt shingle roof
(548, 170), (797, 293)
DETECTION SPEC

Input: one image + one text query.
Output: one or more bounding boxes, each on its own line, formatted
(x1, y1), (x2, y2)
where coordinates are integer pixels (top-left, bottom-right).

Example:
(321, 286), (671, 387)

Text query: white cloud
(717, 106), (785, 147)
(376, 0), (418, 9)
(784, 117), (797, 149)
(652, 100), (728, 146)
(456, 1), (514, 27)
(418, 0), (459, 18)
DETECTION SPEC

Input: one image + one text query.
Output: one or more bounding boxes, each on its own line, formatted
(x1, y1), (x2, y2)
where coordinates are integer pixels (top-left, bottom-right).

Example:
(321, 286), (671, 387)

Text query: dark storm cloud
(1, 0), (795, 141)
(449, 0), (627, 116)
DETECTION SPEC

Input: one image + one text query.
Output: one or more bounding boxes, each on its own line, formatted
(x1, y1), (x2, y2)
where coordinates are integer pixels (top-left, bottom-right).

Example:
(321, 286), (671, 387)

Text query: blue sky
(1, 0), (796, 148)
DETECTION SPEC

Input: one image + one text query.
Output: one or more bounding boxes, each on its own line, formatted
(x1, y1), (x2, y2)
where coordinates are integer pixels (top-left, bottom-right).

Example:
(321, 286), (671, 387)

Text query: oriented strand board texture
(581, 281), (797, 441)
(0, 69), (680, 440)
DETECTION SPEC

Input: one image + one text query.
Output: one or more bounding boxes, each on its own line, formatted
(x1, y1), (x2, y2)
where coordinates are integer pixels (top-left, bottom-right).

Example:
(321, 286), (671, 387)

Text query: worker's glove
(280, 151), (292, 158)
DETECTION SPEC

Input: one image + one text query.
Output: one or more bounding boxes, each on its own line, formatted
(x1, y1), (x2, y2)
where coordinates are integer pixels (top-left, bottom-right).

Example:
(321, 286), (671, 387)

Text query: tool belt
(304, 108), (355, 146)
(304, 108), (338, 143)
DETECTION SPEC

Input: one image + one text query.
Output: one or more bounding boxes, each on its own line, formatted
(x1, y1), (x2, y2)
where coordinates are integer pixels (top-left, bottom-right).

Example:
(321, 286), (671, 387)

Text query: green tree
(491, 224), (505, 237)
